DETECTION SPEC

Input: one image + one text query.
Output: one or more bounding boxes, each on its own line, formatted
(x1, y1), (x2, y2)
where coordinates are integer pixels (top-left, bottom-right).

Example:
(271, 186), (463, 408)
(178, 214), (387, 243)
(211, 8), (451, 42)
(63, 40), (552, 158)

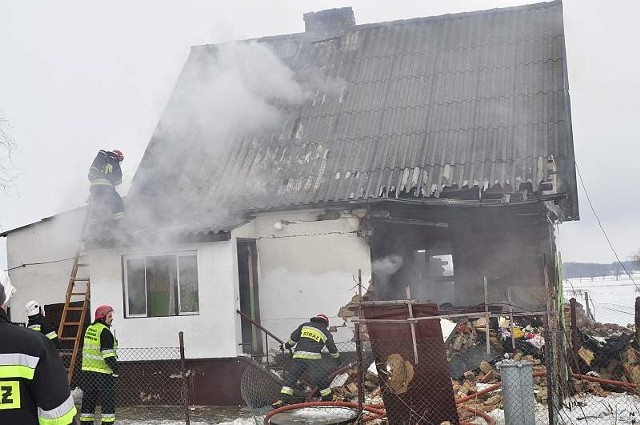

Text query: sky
(0, 0), (639, 269)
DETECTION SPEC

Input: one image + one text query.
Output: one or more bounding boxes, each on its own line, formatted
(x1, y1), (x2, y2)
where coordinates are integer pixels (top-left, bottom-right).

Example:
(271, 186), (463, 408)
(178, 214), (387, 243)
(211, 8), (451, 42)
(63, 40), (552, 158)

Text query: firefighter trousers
(89, 185), (125, 221)
(80, 372), (116, 424)
(283, 358), (331, 396)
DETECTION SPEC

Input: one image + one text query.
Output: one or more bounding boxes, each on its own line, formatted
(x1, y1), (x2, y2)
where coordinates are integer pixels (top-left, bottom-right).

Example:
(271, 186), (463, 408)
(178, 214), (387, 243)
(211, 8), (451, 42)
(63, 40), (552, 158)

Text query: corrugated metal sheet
(129, 0), (576, 229)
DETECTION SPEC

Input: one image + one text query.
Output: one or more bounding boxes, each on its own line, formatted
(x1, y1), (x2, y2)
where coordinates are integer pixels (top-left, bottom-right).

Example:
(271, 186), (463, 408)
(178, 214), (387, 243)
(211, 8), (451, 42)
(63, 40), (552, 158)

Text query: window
(123, 252), (199, 317)
(430, 254), (454, 278)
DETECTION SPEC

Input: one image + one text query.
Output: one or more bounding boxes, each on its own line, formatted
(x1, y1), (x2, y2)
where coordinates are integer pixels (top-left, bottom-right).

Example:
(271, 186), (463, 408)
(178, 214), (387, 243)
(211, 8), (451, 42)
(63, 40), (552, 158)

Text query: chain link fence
(241, 300), (640, 424)
(63, 298), (640, 424)
(68, 346), (191, 424)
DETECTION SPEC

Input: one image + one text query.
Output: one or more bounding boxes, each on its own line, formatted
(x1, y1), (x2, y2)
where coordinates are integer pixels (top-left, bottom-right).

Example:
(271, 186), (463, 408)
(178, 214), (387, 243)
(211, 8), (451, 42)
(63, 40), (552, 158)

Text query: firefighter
(88, 149), (125, 227)
(26, 300), (60, 348)
(0, 275), (77, 425)
(272, 314), (340, 408)
(80, 305), (118, 424)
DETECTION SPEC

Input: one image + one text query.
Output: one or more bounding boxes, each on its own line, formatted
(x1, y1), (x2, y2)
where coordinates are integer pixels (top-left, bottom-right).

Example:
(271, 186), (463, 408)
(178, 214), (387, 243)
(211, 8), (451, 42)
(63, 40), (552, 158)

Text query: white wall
(234, 210), (372, 346)
(5, 206), (373, 359)
(90, 239), (239, 359)
(5, 208), (86, 324)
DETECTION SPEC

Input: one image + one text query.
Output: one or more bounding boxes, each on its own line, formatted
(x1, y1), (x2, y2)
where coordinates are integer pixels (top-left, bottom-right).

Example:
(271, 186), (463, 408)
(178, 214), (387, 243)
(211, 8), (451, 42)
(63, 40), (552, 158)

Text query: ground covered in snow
(472, 393), (640, 425)
(83, 406), (259, 425)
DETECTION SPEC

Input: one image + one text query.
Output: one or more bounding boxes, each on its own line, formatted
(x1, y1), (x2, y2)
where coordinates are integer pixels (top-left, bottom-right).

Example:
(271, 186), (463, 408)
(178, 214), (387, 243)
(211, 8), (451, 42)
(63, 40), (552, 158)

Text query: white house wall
(233, 210), (372, 346)
(5, 208), (86, 325)
(90, 240), (238, 359)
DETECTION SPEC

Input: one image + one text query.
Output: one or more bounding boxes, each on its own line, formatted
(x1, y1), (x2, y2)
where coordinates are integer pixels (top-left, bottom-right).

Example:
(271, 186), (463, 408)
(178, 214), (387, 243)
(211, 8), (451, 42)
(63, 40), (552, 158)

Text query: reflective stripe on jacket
(0, 309), (77, 425)
(288, 320), (339, 360)
(27, 315), (59, 343)
(82, 322), (118, 374)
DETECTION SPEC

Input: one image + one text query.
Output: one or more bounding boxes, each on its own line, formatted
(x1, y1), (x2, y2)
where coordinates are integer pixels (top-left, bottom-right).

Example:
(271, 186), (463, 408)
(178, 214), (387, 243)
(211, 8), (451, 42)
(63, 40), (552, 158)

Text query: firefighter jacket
(287, 318), (340, 360)
(27, 313), (60, 348)
(0, 308), (77, 425)
(81, 321), (118, 375)
(88, 150), (123, 187)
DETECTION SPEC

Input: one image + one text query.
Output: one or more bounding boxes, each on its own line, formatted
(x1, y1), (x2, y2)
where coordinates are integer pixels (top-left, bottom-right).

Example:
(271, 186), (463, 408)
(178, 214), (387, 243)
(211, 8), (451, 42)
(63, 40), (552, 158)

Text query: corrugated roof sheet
(129, 0), (577, 230)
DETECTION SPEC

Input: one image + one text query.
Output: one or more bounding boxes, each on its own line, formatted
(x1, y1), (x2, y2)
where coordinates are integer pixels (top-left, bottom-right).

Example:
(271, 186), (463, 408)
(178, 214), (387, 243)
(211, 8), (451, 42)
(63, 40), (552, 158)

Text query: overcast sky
(0, 0), (638, 269)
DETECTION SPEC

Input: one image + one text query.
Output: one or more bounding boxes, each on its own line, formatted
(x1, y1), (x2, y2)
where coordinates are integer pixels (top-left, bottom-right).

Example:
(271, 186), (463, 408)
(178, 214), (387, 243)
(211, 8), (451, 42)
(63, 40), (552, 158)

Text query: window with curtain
(123, 252), (199, 317)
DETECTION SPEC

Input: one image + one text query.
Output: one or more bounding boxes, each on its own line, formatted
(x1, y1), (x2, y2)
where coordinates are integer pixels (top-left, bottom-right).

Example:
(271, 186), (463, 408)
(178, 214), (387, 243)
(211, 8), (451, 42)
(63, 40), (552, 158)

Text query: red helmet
(95, 305), (114, 321)
(112, 149), (124, 161)
(313, 314), (329, 325)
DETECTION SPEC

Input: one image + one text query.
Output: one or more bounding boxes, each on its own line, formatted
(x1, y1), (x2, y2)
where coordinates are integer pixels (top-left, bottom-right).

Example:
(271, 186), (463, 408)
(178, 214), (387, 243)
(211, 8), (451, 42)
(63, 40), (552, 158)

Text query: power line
(5, 256), (77, 272)
(575, 162), (640, 291)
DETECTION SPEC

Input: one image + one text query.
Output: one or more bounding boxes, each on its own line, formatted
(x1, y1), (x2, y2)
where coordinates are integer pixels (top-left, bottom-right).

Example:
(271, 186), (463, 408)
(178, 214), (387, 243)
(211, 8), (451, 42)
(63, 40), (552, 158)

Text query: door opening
(237, 240), (263, 358)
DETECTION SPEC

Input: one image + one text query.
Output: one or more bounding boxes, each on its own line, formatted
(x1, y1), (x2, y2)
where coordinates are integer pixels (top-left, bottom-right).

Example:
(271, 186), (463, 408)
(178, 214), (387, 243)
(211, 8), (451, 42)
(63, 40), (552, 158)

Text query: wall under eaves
(4, 207), (86, 325)
(234, 209), (372, 344)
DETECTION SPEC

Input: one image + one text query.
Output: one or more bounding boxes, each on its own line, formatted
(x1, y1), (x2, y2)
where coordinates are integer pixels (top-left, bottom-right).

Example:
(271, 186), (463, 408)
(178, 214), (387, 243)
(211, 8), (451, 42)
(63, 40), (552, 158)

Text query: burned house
(2, 1), (577, 406)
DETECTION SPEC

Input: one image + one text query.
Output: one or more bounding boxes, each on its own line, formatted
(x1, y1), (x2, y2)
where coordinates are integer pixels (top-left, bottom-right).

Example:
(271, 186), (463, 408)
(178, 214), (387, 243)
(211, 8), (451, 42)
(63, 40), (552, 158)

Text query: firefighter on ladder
(80, 305), (118, 424)
(272, 314), (340, 408)
(88, 149), (125, 230)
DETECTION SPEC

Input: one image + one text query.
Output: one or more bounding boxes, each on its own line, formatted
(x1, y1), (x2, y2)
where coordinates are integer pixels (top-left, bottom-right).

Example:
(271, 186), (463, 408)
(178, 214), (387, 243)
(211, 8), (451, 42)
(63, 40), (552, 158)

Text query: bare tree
(0, 112), (17, 190)
(633, 249), (640, 266)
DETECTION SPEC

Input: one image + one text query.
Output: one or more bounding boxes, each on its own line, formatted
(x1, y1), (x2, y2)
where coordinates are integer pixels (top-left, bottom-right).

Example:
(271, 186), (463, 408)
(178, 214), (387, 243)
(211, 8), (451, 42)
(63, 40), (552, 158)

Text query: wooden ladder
(57, 220), (91, 383)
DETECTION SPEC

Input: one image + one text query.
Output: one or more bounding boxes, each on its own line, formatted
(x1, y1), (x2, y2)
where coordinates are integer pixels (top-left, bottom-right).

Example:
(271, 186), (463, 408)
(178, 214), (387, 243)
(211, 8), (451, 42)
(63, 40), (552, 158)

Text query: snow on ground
(564, 274), (639, 326)
(472, 393), (640, 425)
(118, 418), (259, 425)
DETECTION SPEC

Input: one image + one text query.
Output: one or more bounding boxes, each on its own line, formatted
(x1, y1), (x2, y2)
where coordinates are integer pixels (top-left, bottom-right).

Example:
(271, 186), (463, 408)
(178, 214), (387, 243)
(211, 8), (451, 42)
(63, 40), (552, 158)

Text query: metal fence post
(355, 270), (365, 416)
(636, 297), (640, 346)
(179, 332), (191, 425)
(569, 297), (579, 372)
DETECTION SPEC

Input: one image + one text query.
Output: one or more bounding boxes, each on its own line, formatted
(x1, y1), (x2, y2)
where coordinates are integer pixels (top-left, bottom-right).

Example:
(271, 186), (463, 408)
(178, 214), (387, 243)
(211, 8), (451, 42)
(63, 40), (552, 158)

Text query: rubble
(570, 301), (640, 385)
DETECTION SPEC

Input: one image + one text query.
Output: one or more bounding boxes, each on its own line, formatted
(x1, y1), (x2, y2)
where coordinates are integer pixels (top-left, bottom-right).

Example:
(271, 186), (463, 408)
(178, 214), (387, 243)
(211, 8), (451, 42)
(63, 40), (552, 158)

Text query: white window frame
(123, 251), (199, 318)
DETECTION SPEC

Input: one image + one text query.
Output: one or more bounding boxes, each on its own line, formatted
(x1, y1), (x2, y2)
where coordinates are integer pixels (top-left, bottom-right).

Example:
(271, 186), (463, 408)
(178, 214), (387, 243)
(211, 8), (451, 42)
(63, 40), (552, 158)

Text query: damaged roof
(128, 0), (577, 231)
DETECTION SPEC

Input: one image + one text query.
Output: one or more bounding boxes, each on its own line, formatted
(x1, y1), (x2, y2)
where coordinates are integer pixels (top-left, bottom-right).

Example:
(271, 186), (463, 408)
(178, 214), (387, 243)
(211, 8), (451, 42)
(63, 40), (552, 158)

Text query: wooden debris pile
(570, 302), (639, 386)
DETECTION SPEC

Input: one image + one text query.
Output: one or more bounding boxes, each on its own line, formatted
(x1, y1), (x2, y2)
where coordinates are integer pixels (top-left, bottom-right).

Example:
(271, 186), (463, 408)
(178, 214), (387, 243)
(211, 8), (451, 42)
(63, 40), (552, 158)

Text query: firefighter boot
(271, 397), (291, 409)
(320, 389), (335, 402)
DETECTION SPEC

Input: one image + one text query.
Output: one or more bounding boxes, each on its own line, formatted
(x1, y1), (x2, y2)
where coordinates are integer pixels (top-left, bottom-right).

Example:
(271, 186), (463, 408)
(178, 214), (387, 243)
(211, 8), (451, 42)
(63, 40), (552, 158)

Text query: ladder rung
(61, 322), (82, 326)
(59, 337), (78, 341)
(70, 292), (89, 296)
(77, 263), (89, 267)
(59, 352), (72, 357)
(74, 278), (90, 282)
(66, 306), (85, 311)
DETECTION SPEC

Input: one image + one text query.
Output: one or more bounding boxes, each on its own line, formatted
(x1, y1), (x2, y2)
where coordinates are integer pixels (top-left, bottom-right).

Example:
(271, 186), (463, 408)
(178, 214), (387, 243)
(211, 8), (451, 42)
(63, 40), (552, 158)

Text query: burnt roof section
(129, 1), (577, 231)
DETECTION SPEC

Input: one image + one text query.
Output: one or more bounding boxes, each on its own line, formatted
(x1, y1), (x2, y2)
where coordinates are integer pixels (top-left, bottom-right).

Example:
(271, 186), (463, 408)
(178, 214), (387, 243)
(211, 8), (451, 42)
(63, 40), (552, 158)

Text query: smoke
(371, 254), (404, 299)
(127, 40), (334, 238)
(156, 41), (309, 157)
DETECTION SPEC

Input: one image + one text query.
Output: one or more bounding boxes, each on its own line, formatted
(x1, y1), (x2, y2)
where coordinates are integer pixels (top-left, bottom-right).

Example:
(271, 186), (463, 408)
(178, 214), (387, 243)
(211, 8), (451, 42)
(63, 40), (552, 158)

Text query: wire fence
(241, 299), (640, 425)
(64, 298), (640, 424)
(68, 346), (191, 424)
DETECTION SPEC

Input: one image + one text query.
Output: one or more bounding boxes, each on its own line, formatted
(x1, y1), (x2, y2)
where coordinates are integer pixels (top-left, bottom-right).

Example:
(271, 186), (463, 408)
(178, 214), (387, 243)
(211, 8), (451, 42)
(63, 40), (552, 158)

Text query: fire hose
(266, 369), (638, 424)
(264, 401), (495, 425)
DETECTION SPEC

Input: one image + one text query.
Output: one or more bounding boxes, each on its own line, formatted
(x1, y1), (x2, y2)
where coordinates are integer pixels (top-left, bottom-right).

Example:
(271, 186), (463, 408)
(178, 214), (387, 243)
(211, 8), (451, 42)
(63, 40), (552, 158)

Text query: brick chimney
(303, 7), (355, 33)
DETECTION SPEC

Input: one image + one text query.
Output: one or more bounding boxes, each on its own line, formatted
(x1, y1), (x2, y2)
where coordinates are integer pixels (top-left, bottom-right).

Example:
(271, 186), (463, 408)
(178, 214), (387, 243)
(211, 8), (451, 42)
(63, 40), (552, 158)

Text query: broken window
(430, 254), (455, 280)
(123, 252), (199, 318)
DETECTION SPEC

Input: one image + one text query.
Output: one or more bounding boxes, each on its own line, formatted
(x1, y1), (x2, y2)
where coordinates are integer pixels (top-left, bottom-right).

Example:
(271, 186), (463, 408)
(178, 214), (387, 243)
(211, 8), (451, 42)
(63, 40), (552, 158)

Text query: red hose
(571, 373), (637, 390)
(455, 371), (547, 404)
(461, 405), (496, 425)
(263, 401), (386, 425)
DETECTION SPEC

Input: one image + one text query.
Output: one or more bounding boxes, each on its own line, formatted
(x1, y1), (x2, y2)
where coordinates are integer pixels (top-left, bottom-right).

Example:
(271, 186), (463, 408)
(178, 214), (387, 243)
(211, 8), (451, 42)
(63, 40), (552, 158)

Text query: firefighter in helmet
(272, 314), (340, 408)
(80, 305), (118, 424)
(0, 275), (77, 425)
(88, 149), (125, 227)
(26, 300), (60, 348)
